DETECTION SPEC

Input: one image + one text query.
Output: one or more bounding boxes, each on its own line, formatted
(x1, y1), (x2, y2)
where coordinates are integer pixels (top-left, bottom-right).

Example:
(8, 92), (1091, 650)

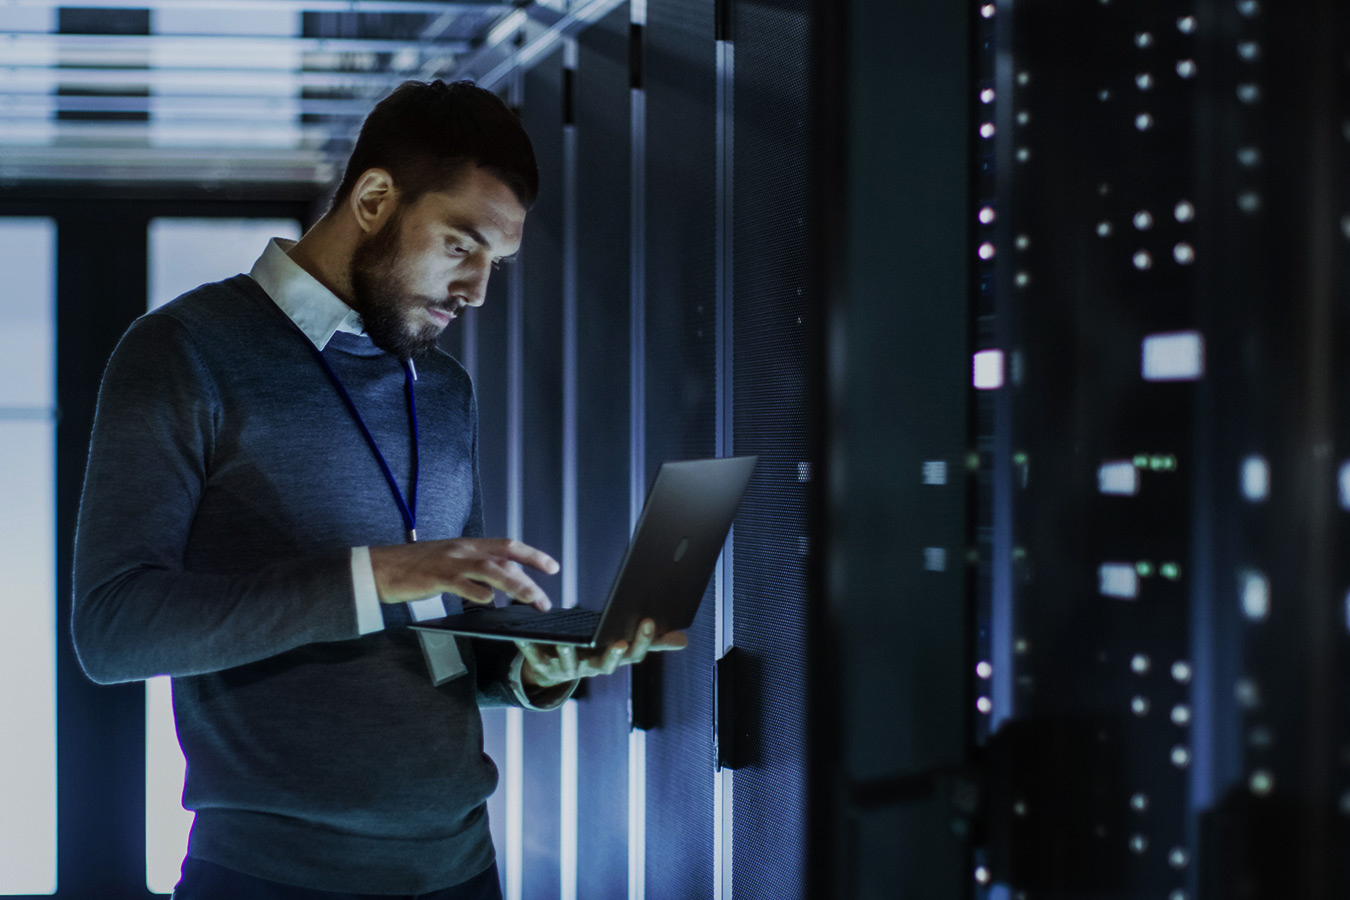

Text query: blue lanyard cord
(301, 336), (420, 543)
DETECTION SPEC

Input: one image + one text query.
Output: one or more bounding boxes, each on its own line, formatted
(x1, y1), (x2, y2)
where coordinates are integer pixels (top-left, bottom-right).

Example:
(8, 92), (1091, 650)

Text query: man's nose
(455, 264), (490, 307)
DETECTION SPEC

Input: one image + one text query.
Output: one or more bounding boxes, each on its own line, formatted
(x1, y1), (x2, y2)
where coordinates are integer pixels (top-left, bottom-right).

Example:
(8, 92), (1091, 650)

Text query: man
(72, 80), (683, 899)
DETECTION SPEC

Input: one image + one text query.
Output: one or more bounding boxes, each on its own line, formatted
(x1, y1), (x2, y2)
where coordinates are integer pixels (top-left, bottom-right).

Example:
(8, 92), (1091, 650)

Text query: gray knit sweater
(73, 275), (519, 893)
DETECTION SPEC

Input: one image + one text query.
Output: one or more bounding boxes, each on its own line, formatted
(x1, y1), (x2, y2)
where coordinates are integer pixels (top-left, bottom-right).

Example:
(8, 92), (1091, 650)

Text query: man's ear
(348, 168), (398, 235)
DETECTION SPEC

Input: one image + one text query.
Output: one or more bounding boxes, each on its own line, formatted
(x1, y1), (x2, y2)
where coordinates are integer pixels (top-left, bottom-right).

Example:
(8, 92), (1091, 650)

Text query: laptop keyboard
(468, 605), (602, 638)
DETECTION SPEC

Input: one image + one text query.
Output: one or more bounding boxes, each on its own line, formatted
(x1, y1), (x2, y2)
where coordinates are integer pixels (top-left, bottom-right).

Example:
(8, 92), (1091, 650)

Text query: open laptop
(409, 456), (757, 647)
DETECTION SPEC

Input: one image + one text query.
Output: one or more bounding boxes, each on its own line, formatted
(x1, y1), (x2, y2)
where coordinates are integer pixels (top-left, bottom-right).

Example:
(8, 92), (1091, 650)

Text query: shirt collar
(248, 237), (366, 351)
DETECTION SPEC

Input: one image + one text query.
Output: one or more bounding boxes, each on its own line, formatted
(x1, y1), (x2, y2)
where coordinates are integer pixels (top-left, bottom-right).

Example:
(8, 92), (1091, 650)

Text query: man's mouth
(427, 304), (458, 326)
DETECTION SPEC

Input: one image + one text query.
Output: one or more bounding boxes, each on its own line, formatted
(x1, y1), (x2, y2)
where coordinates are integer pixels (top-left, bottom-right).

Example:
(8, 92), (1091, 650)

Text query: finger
(600, 642), (627, 676)
(486, 538), (561, 576)
(648, 631), (689, 651)
(558, 644), (578, 680)
(471, 560), (552, 611)
(518, 642), (556, 685)
(627, 620), (656, 666)
(450, 576), (494, 605)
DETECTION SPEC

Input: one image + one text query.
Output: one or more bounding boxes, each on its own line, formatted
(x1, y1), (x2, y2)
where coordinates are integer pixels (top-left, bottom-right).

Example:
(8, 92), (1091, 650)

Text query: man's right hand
(369, 538), (559, 610)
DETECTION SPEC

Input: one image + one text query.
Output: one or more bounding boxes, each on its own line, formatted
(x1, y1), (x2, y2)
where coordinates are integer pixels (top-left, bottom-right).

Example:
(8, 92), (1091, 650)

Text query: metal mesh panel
(641, 0), (719, 896)
(520, 50), (567, 900)
(728, 1), (812, 896)
(574, 6), (635, 897)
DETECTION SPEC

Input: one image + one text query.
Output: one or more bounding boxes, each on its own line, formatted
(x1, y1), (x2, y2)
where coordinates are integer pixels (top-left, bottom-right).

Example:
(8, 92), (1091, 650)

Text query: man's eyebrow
(446, 221), (491, 249)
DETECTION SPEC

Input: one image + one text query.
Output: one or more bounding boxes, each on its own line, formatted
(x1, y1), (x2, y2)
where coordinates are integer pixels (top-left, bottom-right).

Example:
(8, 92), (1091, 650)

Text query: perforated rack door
(976, 1), (1350, 898)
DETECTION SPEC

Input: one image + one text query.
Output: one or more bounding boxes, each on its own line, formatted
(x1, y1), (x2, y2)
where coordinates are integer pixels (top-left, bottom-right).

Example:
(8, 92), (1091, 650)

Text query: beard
(348, 208), (446, 360)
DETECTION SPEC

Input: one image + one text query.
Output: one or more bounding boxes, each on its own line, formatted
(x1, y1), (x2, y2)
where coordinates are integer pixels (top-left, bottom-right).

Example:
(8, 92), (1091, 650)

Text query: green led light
(1133, 454), (1149, 468)
(1013, 452), (1028, 465)
(1136, 561), (1155, 577)
(966, 452), (981, 471)
(1160, 563), (1181, 580)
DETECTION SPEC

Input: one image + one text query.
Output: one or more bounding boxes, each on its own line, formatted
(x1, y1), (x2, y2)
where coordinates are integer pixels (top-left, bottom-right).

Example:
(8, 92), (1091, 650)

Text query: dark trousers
(171, 857), (503, 900)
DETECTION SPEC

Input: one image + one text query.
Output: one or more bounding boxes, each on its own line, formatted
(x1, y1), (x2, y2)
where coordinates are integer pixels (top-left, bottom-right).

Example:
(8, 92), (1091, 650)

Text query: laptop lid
(409, 455), (757, 646)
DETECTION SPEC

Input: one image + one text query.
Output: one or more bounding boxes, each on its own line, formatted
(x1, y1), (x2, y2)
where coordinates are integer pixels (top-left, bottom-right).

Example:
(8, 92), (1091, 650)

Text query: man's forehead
(416, 174), (526, 247)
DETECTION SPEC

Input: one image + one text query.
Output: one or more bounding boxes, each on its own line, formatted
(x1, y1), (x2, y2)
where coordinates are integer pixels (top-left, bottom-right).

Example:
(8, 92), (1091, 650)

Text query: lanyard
(301, 336), (420, 543)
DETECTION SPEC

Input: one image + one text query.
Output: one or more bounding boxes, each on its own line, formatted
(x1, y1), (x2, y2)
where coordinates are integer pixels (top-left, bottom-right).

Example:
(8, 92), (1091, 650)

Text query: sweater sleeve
(72, 314), (359, 685)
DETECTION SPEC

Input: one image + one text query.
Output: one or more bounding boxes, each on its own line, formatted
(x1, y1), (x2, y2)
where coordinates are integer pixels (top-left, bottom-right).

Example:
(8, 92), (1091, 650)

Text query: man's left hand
(517, 618), (688, 690)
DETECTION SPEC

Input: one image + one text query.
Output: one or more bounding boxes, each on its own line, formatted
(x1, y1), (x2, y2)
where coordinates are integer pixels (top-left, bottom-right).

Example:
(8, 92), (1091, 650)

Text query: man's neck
(286, 216), (358, 308)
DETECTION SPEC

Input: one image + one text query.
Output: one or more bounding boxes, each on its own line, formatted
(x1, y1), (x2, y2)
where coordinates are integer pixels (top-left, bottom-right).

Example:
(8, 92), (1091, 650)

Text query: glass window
(0, 218), (57, 896)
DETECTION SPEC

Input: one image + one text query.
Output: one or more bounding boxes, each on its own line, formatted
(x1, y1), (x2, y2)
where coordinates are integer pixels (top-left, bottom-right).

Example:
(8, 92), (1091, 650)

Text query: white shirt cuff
(508, 650), (579, 710)
(351, 546), (384, 635)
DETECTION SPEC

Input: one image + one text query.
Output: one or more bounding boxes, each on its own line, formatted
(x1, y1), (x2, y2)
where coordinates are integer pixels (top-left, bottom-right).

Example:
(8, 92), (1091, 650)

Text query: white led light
(1240, 569), (1270, 621)
(1131, 696), (1151, 716)
(1015, 235), (1030, 250)
(1238, 0), (1260, 18)
(976, 697), (993, 714)
(980, 122), (996, 139)
(1016, 110), (1030, 125)
(1098, 89), (1112, 102)
(1238, 41), (1261, 61)
(1016, 147), (1031, 163)
(1098, 460), (1141, 496)
(922, 460), (948, 485)
(1017, 71), (1031, 86)
(981, 88), (996, 104)
(924, 547), (946, 572)
(1235, 678), (1259, 707)
(1134, 210), (1154, 230)
(1169, 847), (1191, 868)
(1237, 83), (1262, 104)
(1097, 220), (1113, 237)
(1136, 72), (1154, 91)
(979, 206), (996, 224)
(1241, 455), (1270, 502)
(1130, 793), (1149, 812)
(1135, 113), (1154, 131)
(1177, 59), (1198, 78)
(1337, 460), (1350, 509)
(1135, 31), (1153, 48)
(1175, 200), (1196, 221)
(1129, 834), (1148, 853)
(975, 865), (992, 885)
(1172, 661), (1192, 683)
(1171, 705), (1192, 726)
(1130, 653), (1151, 674)
(981, 4), (995, 18)
(1171, 745), (1191, 768)
(1170, 891), (1188, 900)
(1174, 243), (1195, 264)
(1249, 769), (1273, 795)
(973, 349), (1005, 390)
(1238, 147), (1261, 167)
(979, 242), (996, 260)
(976, 661), (993, 679)
(1133, 250), (1154, 270)
(1238, 191), (1262, 213)
(1100, 563), (1140, 599)
(1178, 16), (1197, 33)
(1142, 331), (1205, 381)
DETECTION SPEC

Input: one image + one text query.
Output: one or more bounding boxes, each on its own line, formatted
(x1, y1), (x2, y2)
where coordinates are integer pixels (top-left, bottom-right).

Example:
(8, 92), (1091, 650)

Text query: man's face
(349, 165), (527, 358)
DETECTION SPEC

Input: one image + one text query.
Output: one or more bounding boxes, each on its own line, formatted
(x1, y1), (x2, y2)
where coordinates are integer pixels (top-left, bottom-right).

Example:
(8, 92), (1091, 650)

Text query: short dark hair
(334, 79), (539, 209)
